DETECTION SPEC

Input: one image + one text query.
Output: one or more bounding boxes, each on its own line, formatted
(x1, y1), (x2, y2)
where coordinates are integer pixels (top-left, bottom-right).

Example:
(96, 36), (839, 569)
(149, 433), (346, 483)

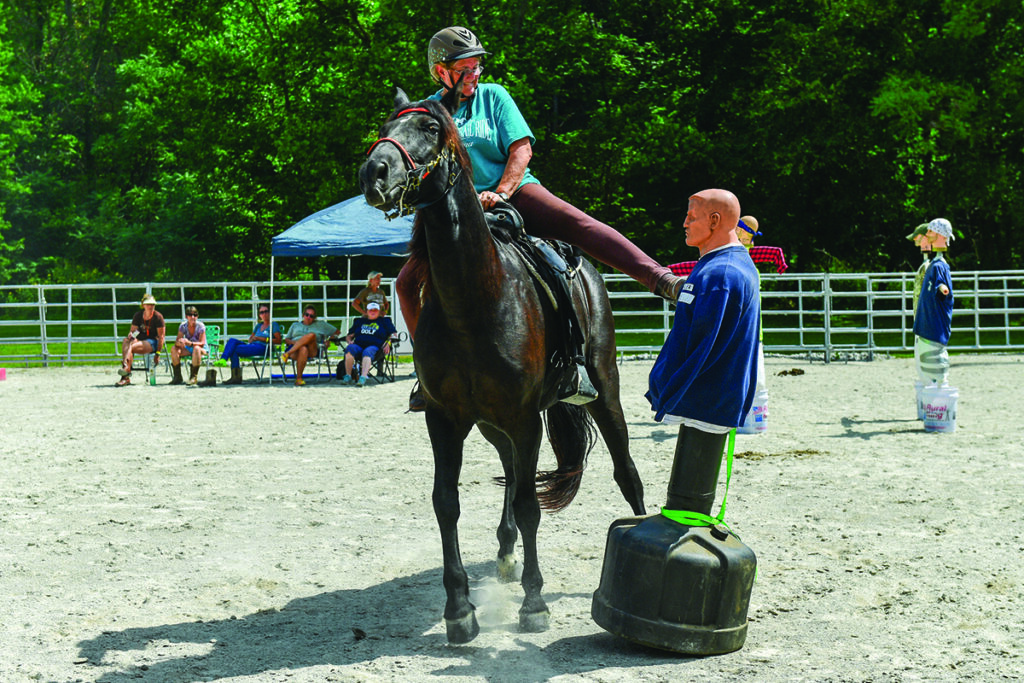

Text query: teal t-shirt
(429, 83), (540, 193)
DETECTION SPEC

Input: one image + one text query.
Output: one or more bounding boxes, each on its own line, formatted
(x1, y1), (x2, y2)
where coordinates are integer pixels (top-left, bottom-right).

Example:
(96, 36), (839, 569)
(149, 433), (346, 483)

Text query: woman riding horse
(360, 84), (646, 644)
(398, 26), (685, 409)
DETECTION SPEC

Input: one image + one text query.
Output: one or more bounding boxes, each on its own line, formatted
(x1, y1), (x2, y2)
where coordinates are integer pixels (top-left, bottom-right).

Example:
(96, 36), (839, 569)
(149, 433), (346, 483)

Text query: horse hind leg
(479, 423), (519, 583)
(585, 364), (647, 515)
(480, 420), (548, 631)
(495, 481), (519, 583)
(514, 475), (550, 633)
(576, 267), (646, 515)
(511, 417), (550, 633)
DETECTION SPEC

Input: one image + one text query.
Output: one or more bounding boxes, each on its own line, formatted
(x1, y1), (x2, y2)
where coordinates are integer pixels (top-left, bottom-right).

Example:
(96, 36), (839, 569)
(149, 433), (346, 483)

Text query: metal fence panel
(2, 271), (1022, 365)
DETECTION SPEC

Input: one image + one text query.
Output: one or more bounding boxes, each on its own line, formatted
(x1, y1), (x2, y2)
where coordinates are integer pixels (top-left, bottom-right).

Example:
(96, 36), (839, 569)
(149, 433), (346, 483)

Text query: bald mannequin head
(684, 189), (742, 256)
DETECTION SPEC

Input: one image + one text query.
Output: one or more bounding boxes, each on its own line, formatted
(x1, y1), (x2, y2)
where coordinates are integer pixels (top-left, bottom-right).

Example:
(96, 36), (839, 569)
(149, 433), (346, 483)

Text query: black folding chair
(340, 331), (405, 384)
(368, 332), (405, 383)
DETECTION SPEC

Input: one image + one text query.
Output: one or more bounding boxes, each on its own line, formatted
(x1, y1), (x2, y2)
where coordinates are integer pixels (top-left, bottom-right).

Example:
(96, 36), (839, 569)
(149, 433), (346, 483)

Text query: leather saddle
(486, 202), (598, 404)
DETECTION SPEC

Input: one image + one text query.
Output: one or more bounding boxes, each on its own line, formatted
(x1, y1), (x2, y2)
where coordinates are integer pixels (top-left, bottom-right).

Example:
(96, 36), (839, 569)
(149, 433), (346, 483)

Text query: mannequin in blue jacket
(647, 189), (760, 513)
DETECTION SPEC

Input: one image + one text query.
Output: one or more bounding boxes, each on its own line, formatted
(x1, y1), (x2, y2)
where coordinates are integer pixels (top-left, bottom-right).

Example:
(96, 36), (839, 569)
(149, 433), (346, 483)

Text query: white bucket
(922, 385), (958, 433)
(914, 380), (925, 420)
(737, 390), (768, 434)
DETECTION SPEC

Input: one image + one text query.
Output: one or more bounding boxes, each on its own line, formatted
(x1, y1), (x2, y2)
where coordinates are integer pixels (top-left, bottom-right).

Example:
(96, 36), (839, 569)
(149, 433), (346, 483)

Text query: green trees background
(1, 0), (1021, 285)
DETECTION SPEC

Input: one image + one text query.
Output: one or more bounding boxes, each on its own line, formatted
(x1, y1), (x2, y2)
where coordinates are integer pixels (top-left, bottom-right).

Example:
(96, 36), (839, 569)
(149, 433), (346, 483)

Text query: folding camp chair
(278, 337), (334, 384)
(368, 331), (405, 383)
(238, 341), (279, 381)
(130, 350), (158, 385)
(342, 331), (405, 385)
(122, 328), (158, 385)
(199, 324), (222, 384)
(161, 323), (221, 383)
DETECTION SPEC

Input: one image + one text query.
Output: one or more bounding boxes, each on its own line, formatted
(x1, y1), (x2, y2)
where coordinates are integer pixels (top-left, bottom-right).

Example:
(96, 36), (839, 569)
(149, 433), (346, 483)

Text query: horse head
(359, 86), (470, 218)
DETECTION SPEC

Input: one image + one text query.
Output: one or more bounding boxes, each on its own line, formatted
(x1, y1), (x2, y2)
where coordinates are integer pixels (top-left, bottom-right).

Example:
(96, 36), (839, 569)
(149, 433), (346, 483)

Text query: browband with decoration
(364, 107), (435, 169)
(395, 107), (430, 118)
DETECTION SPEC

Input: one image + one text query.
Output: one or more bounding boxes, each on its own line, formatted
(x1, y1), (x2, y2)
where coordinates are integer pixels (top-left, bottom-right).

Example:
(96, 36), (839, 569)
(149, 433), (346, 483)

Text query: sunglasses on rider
(259, 309), (269, 314)
(448, 65), (484, 78)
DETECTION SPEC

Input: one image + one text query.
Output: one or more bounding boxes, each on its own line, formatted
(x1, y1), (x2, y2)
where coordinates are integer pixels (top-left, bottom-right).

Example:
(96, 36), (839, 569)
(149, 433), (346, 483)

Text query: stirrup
(408, 382), (426, 412)
(558, 363), (598, 405)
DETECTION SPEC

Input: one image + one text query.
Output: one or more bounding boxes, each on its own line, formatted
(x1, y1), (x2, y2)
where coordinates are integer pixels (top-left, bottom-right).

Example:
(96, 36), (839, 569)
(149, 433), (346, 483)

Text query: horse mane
(402, 98), (472, 277)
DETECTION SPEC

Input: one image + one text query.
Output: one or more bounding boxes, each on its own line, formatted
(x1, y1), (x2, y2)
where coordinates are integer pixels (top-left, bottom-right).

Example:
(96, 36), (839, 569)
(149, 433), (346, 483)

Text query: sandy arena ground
(1, 354), (1022, 682)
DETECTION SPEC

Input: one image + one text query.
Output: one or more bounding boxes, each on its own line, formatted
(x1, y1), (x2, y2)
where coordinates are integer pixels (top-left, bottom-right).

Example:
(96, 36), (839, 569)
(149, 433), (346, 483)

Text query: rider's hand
(479, 191), (501, 210)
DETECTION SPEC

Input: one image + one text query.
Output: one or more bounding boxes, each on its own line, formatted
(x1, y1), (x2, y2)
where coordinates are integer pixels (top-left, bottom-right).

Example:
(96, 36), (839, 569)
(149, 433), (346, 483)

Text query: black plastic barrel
(591, 513), (756, 655)
(591, 426), (756, 655)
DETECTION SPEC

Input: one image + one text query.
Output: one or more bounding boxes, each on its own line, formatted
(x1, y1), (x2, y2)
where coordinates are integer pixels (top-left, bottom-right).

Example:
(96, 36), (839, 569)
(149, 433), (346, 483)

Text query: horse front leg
(512, 415), (549, 633)
(425, 410), (478, 643)
(478, 423), (519, 583)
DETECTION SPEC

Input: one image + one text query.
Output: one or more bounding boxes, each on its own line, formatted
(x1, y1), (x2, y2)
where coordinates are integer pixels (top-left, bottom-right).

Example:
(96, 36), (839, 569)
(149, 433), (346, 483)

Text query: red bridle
(364, 105), (461, 219)
(365, 107), (433, 171)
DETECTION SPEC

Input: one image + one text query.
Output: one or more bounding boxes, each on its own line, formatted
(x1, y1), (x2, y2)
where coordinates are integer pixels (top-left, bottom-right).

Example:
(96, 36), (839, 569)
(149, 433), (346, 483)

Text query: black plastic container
(591, 513), (756, 655)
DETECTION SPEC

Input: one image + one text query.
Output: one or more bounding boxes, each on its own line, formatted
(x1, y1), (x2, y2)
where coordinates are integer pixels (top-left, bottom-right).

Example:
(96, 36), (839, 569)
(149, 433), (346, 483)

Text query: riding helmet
(428, 27), (488, 82)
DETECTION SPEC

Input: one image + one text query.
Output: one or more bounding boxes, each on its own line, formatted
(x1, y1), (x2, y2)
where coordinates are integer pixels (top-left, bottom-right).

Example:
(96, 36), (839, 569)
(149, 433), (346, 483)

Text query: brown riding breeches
(395, 182), (672, 338)
(511, 183), (670, 294)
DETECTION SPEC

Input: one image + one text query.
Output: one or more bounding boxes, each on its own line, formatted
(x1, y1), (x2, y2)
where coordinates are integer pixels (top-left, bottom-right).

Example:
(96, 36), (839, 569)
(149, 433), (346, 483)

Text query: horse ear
(440, 74), (464, 115)
(394, 88), (410, 110)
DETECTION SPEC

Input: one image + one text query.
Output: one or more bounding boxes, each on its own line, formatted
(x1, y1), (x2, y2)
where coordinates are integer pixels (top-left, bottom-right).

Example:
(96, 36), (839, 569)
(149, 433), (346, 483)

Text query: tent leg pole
(269, 256), (275, 385)
(346, 257), (352, 333)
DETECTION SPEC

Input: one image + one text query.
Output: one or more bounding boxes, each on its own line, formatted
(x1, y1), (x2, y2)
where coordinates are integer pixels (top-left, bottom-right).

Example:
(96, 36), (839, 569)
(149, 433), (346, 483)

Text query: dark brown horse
(359, 86), (645, 644)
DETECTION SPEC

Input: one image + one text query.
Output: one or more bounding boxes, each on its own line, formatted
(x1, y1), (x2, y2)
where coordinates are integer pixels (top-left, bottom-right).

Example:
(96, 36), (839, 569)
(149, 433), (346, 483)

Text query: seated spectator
(169, 305), (208, 385)
(220, 304), (283, 384)
(351, 270), (390, 316)
(281, 305), (338, 386)
(117, 293), (166, 387)
(339, 302), (397, 387)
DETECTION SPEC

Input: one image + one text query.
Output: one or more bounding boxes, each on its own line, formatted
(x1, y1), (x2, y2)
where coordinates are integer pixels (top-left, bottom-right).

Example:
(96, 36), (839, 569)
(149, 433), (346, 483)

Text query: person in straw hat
(116, 293), (166, 387)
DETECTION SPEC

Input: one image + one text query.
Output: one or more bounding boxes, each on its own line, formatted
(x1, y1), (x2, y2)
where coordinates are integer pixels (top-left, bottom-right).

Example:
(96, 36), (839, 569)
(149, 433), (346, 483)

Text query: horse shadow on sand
(76, 563), (684, 681)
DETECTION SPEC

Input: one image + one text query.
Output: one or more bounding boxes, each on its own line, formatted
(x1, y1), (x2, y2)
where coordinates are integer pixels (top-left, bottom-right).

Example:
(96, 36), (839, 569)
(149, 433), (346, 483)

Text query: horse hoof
(497, 554), (518, 583)
(519, 609), (550, 633)
(445, 612), (480, 644)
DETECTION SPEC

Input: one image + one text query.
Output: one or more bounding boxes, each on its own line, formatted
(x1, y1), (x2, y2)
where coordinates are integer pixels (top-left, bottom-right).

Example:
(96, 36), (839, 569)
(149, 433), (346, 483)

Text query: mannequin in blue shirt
(647, 189), (760, 514)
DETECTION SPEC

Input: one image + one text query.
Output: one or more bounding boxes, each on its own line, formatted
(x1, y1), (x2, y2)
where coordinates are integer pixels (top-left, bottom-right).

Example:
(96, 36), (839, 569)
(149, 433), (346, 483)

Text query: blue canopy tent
(268, 196), (414, 381)
(271, 195), (414, 259)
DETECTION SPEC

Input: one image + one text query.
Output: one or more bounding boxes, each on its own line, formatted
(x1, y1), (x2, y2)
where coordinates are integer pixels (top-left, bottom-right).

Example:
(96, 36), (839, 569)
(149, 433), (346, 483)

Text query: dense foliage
(1, 0), (1021, 284)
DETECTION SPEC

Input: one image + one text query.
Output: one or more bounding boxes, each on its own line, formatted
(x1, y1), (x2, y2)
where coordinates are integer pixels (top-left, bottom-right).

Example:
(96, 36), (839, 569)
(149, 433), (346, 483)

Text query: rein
(366, 106), (462, 221)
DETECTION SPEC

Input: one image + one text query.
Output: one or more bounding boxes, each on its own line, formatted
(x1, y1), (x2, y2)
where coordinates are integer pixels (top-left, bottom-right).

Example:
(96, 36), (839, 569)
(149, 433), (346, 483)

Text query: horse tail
(536, 402), (596, 511)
